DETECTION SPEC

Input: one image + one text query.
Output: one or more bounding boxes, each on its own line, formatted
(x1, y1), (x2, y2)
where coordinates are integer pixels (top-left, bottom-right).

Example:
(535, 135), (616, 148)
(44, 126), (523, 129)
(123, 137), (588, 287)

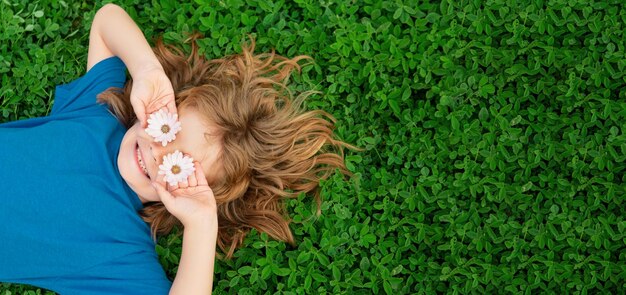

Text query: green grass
(2, 0), (626, 294)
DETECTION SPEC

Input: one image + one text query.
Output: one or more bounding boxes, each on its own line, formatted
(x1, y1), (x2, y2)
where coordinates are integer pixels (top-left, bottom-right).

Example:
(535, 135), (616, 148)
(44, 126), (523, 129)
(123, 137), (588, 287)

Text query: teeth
(136, 146), (149, 176)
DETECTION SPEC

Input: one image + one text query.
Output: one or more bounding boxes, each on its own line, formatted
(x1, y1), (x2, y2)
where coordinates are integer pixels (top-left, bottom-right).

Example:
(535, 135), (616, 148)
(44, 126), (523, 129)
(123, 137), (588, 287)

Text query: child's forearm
(170, 223), (218, 295)
(91, 4), (162, 77)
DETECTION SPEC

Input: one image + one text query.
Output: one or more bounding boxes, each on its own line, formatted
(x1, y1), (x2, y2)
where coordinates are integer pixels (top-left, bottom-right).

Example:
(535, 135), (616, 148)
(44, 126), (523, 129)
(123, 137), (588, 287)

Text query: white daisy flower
(158, 150), (196, 187)
(145, 109), (182, 147)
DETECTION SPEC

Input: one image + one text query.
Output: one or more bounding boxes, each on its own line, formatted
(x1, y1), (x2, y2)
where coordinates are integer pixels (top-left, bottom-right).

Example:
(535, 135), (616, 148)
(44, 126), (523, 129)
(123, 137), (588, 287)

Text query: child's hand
(130, 67), (178, 128)
(151, 161), (217, 228)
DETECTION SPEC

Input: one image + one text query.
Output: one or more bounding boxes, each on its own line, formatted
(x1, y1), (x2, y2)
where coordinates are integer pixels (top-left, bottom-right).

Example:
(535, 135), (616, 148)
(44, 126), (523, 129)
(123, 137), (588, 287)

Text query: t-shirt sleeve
(50, 56), (127, 116)
(51, 251), (172, 295)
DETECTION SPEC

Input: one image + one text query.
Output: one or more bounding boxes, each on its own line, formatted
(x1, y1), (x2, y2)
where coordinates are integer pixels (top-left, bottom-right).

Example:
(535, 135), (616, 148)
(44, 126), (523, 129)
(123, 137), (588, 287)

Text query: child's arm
(89, 3), (177, 128)
(151, 167), (219, 295)
(88, 3), (162, 76)
(171, 222), (218, 295)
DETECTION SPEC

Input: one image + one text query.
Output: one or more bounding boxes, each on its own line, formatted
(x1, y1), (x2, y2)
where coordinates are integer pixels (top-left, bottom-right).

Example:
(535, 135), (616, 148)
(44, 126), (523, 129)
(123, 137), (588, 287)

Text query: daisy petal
(146, 109), (181, 147)
(158, 150), (196, 185)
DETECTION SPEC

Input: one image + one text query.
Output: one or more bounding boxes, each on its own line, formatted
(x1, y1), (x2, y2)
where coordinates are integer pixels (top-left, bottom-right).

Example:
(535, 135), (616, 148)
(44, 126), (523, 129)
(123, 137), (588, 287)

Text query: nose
(149, 141), (174, 164)
(138, 124), (177, 164)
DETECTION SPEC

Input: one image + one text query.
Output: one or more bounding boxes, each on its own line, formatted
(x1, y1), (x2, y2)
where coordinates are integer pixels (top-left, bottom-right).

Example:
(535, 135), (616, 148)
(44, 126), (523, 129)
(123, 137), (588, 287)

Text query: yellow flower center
(171, 165), (181, 174)
(161, 124), (170, 133)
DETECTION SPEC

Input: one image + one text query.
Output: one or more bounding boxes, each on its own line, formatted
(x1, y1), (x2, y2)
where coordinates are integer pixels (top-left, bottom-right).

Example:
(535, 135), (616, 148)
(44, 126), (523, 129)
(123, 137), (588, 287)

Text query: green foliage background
(1, 0), (625, 294)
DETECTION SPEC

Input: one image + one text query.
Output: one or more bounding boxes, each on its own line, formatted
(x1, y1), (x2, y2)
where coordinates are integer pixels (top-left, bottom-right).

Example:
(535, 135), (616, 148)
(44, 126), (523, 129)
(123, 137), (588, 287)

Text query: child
(0, 3), (356, 295)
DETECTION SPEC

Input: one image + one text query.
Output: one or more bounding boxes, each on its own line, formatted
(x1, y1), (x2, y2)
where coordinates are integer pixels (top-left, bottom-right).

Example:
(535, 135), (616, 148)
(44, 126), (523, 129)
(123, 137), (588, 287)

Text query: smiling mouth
(136, 144), (150, 178)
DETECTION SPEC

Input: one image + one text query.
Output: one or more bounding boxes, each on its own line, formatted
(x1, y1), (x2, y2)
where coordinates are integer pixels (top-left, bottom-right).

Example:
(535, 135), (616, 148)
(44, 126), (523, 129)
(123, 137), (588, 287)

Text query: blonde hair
(97, 33), (360, 259)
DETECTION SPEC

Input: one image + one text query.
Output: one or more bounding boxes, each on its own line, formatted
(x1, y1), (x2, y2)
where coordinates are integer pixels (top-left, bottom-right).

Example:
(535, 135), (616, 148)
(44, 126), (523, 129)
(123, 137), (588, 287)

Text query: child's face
(118, 107), (223, 204)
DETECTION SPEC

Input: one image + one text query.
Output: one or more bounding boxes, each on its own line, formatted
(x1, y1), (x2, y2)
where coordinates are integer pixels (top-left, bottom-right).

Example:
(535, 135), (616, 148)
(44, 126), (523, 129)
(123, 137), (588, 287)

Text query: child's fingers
(187, 161), (198, 187)
(169, 181), (179, 191)
(131, 99), (148, 128)
(156, 172), (174, 191)
(166, 98), (178, 119)
(177, 178), (189, 189)
(139, 113), (147, 129)
(155, 172), (166, 186)
(195, 162), (208, 186)
(152, 174), (167, 193)
(151, 180), (174, 207)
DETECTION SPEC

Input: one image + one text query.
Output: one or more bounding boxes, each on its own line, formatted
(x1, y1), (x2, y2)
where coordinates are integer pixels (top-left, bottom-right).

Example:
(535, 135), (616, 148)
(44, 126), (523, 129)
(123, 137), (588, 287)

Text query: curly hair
(97, 33), (359, 259)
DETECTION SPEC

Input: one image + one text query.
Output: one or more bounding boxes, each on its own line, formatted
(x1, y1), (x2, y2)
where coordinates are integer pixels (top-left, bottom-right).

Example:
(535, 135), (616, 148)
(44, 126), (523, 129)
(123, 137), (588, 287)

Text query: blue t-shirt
(0, 56), (172, 294)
